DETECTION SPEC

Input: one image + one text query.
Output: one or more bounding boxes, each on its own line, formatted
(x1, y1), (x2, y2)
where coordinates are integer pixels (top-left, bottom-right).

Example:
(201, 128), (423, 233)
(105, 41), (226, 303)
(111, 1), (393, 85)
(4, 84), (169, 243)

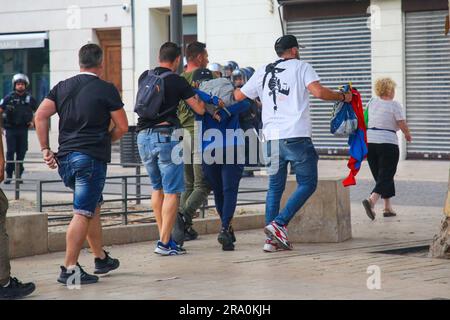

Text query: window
(0, 34), (50, 104)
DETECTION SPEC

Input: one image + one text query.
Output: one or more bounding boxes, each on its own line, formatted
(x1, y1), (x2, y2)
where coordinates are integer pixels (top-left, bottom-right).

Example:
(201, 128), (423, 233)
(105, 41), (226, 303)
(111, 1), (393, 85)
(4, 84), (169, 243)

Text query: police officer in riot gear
(223, 61), (239, 80)
(0, 74), (37, 184)
(231, 69), (262, 177)
(207, 62), (223, 78)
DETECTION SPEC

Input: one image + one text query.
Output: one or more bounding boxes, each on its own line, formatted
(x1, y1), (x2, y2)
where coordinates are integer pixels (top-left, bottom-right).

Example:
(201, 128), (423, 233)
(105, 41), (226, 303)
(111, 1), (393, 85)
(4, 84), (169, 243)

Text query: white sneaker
(264, 222), (293, 250)
(263, 238), (281, 252)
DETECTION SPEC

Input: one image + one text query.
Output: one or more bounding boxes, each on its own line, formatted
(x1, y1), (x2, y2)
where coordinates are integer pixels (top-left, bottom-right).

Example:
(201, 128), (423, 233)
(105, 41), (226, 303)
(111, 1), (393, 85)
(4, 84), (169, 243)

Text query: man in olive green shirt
(173, 42), (210, 243)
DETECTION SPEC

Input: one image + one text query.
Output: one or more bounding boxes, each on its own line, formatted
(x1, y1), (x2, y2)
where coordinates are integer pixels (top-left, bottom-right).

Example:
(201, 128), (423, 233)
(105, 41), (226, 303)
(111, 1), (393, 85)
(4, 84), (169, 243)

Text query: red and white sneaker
(263, 238), (282, 252)
(264, 222), (293, 250)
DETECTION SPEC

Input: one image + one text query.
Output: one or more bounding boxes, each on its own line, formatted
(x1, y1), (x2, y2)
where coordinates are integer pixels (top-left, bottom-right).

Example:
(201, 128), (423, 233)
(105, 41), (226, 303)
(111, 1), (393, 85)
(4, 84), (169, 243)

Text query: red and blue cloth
(342, 88), (368, 187)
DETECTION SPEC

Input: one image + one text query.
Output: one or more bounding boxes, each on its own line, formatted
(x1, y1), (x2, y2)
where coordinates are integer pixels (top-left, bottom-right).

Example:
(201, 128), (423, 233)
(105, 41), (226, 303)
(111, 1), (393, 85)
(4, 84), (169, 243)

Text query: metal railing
(4, 160), (268, 226)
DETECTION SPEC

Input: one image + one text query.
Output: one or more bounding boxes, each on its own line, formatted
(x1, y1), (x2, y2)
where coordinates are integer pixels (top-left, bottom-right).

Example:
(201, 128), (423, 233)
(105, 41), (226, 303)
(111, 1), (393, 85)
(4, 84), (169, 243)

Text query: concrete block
(6, 212), (48, 258)
(49, 223), (160, 252)
(280, 178), (351, 243)
(47, 213), (266, 254)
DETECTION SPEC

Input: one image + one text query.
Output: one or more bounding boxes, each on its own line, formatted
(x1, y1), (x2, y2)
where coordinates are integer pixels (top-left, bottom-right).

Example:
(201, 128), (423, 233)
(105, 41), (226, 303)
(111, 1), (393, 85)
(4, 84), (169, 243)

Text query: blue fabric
(58, 152), (107, 218)
(202, 163), (244, 229)
(264, 138), (318, 226)
(194, 89), (251, 154)
(348, 128), (368, 171)
(137, 128), (185, 194)
(5, 127), (28, 177)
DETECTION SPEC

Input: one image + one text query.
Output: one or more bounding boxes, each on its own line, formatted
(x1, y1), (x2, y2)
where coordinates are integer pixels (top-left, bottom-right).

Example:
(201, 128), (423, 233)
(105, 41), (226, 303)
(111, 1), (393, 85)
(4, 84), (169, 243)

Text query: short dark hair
(185, 41), (206, 61)
(79, 44), (103, 69)
(159, 42), (182, 63)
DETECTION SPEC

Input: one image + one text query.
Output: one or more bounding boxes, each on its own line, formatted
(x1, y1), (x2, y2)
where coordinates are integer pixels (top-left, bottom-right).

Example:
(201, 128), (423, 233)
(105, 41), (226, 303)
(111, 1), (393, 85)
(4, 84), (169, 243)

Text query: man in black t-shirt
(136, 42), (205, 255)
(35, 44), (129, 286)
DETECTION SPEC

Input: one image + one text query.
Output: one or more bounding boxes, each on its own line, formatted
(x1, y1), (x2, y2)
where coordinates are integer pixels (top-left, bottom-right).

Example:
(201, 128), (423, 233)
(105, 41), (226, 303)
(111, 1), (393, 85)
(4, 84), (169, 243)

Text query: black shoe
(94, 250), (120, 274)
(0, 277), (35, 300)
(3, 177), (11, 185)
(218, 229), (235, 251)
(57, 263), (99, 285)
(172, 212), (186, 247)
(184, 226), (198, 241)
(228, 225), (236, 243)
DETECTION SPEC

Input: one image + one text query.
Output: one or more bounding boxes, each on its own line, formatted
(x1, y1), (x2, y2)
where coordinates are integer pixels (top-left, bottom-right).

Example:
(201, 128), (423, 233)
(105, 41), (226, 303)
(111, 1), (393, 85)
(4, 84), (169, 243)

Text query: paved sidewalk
(10, 203), (449, 300)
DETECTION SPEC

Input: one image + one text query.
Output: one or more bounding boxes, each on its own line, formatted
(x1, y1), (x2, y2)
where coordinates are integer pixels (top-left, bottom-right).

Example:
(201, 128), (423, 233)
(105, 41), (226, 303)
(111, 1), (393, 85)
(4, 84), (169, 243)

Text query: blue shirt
(194, 89), (251, 162)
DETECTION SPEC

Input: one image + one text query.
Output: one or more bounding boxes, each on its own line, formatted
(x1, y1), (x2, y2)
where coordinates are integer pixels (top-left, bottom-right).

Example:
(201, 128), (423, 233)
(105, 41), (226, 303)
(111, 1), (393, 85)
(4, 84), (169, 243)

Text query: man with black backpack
(135, 42), (205, 255)
(234, 35), (352, 252)
(35, 44), (129, 285)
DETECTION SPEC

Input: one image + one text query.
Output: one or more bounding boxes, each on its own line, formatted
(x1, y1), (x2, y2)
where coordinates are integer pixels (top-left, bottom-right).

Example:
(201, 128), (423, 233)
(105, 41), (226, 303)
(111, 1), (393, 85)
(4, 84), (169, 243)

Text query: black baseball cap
(193, 68), (213, 83)
(274, 35), (305, 55)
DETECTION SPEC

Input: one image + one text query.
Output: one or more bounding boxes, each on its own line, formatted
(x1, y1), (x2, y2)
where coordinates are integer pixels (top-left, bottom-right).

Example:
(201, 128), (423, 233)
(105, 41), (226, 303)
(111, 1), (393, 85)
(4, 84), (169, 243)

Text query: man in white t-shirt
(234, 35), (353, 252)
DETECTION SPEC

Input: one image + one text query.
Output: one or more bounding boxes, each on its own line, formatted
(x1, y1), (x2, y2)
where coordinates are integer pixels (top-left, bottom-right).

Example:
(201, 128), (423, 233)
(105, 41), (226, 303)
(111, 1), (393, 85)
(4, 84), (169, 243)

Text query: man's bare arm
(308, 81), (352, 102)
(35, 98), (57, 169)
(185, 95), (206, 115)
(234, 88), (248, 102)
(110, 108), (129, 142)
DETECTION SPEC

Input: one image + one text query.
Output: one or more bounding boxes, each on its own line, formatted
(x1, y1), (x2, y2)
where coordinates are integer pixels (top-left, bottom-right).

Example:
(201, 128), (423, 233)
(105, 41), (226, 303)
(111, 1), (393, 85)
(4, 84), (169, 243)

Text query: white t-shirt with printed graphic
(240, 59), (320, 141)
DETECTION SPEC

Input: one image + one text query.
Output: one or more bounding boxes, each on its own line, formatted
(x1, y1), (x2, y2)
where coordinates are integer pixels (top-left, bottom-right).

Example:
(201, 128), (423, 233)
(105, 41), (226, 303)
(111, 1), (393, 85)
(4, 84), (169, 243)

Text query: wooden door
(96, 29), (122, 94)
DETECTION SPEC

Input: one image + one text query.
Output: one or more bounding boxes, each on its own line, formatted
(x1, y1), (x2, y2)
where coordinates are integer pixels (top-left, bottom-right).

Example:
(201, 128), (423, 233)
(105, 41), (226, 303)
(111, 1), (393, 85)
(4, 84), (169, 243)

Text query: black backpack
(134, 70), (175, 119)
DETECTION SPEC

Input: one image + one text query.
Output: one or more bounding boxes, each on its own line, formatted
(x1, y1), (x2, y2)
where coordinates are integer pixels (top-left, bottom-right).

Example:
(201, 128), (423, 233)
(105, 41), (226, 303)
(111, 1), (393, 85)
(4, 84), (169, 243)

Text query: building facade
(134, 0), (449, 160)
(0, 0), (134, 150)
(0, 0), (448, 160)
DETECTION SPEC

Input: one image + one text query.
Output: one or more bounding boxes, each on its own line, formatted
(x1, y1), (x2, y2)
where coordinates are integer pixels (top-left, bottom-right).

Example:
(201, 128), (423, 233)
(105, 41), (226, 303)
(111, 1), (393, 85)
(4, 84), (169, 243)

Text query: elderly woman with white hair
(362, 77), (412, 220)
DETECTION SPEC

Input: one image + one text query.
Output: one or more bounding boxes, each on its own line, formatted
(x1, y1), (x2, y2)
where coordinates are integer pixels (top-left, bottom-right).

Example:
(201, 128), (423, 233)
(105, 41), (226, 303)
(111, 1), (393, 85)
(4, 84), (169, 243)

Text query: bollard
(136, 165), (141, 205)
(14, 161), (20, 200)
(36, 181), (43, 212)
(121, 177), (128, 225)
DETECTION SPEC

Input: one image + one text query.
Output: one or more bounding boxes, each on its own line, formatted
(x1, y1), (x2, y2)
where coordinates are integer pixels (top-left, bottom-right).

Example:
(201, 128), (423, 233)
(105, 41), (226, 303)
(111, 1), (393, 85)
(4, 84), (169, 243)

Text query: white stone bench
(280, 177), (352, 243)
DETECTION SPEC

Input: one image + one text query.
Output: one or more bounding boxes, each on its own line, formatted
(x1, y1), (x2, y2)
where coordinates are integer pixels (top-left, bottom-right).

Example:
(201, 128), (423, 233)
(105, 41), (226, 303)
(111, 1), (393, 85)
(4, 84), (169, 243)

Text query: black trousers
(367, 143), (399, 199)
(5, 127), (28, 177)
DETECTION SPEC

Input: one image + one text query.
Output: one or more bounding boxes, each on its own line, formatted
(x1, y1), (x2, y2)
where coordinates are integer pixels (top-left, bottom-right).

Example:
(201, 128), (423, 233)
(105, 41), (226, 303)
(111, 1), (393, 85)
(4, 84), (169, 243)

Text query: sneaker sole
(264, 226), (292, 251)
(154, 247), (186, 256)
(57, 278), (99, 285)
(362, 199), (376, 220)
(94, 261), (120, 275)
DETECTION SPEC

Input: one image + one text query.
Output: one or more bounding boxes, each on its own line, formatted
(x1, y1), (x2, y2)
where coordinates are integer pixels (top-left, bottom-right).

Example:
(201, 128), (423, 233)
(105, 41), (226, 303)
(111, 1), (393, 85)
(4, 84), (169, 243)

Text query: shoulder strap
(262, 59), (285, 90)
(160, 71), (175, 78)
(150, 69), (175, 78)
(59, 76), (98, 110)
(150, 70), (177, 118)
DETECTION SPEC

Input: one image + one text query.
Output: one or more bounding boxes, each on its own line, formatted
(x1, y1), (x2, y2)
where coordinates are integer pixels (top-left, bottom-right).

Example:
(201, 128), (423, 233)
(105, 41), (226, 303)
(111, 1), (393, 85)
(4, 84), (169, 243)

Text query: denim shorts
(137, 128), (184, 194)
(57, 152), (107, 218)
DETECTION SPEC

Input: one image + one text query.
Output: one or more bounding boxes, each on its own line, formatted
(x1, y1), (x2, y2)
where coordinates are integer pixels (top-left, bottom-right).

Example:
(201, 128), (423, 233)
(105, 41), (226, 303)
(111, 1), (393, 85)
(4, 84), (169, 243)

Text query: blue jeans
(57, 152), (107, 218)
(5, 128), (28, 177)
(264, 137), (318, 226)
(137, 128), (184, 194)
(203, 163), (244, 230)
